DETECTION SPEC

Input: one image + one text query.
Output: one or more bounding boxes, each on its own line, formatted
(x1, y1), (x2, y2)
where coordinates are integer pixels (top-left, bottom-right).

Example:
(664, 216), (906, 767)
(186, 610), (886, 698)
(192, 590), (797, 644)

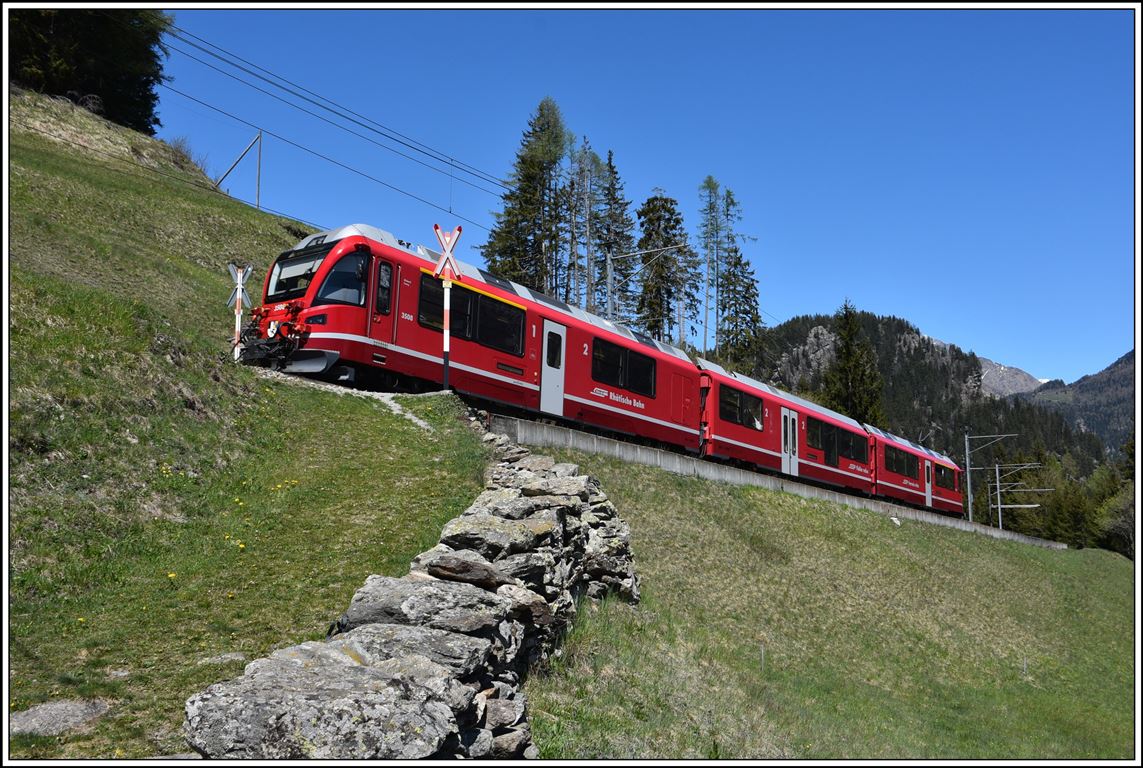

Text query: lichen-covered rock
(183, 656), (456, 759)
(411, 546), (517, 591)
(335, 575), (511, 636)
(9, 699), (109, 736)
(439, 513), (541, 560)
(314, 623), (492, 679)
(497, 583), (553, 626)
(518, 474), (593, 500)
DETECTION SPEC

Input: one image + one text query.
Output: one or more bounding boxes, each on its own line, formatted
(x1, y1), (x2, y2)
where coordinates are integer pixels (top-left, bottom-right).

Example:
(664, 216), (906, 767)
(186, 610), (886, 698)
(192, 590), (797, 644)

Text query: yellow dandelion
(167, 572), (177, 580)
(227, 592), (235, 599)
(224, 534), (231, 540)
(238, 542), (246, 551)
(77, 617), (85, 623)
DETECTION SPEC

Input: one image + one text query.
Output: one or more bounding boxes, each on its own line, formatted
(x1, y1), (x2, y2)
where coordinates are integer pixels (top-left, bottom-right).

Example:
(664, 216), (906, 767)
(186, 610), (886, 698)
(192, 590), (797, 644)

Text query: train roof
(695, 358), (866, 432)
(863, 424), (959, 468)
(291, 223), (694, 364)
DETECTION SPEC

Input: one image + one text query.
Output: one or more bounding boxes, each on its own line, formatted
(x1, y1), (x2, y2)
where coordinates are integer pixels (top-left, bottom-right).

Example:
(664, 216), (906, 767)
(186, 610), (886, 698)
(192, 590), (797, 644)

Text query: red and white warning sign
(432, 224), (462, 281)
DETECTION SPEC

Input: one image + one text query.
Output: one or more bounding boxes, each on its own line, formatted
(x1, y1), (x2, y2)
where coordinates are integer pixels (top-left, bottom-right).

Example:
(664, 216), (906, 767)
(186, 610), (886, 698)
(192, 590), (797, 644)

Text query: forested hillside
(1018, 350), (1135, 453)
(751, 311), (1132, 557)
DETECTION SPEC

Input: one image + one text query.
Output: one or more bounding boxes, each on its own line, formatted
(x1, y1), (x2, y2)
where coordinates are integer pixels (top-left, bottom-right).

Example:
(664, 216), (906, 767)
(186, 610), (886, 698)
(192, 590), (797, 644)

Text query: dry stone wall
(183, 411), (639, 759)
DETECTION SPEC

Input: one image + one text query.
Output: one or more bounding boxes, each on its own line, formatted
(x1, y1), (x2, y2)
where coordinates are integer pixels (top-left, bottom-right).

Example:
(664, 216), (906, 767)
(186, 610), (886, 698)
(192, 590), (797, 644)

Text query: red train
(239, 223), (963, 517)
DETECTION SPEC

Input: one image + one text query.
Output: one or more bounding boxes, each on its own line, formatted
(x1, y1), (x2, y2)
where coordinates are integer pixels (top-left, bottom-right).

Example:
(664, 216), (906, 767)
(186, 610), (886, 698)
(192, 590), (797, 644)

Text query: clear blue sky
(154, 7), (1138, 384)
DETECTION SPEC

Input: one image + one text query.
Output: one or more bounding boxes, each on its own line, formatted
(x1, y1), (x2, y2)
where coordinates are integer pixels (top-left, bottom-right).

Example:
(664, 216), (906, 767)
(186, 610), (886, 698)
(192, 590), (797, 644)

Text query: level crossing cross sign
(432, 224), (462, 281)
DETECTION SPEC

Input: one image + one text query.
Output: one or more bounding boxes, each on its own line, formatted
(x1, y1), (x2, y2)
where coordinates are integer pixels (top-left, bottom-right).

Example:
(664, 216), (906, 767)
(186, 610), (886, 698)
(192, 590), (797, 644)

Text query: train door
(781, 407), (799, 477)
(367, 258), (396, 347)
(924, 460), (933, 507)
(540, 320), (566, 417)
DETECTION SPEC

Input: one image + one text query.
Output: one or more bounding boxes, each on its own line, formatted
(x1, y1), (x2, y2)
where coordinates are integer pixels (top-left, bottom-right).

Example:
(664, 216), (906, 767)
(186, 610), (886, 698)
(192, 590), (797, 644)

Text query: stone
(412, 547), (516, 591)
(550, 462), (580, 477)
(459, 727), (494, 758)
(316, 624), (492, 679)
(491, 725), (533, 758)
(10, 699), (109, 736)
(519, 475), (593, 500)
(184, 656), (455, 759)
(497, 550), (555, 590)
(335, 575), (510, 636)
(512, 454), (555, 473)
(494, 494), (576, 521)
(439, 514), (540, 561)
(496, 584), (553, 626)
(483, 695), (527, 730)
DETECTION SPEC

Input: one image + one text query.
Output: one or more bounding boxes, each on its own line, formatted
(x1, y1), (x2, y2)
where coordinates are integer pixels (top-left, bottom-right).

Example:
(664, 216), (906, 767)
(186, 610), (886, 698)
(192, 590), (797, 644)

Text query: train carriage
(696, 360), (876, 495)
(865, 425), (963, 515)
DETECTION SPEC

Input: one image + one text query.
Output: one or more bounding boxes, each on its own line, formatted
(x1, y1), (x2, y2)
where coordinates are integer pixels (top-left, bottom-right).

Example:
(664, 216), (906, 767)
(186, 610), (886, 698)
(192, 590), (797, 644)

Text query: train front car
(865, 425), (964, 515)
(238, 225), (387, 381)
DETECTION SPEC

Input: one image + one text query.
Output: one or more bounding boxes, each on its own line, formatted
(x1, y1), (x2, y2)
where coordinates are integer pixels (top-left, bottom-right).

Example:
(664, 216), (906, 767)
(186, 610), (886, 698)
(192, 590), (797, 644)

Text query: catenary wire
(166, 22), (510, 191)
(164, 38), (504, 198)
(161, 84), (491, 233)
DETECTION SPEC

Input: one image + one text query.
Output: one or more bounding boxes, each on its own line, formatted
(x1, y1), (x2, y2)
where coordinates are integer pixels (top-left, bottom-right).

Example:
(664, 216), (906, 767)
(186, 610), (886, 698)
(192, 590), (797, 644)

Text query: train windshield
(266, 242), (337, 302)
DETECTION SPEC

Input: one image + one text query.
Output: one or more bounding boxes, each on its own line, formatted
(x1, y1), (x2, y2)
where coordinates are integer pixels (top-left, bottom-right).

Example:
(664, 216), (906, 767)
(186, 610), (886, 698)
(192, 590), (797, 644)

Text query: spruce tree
(481, 98), (570, 294)
(718, 242), (764, 371)
(822, 298), (886, 426)
(594, 150), (637, 323)
(635, 190), (695, 342)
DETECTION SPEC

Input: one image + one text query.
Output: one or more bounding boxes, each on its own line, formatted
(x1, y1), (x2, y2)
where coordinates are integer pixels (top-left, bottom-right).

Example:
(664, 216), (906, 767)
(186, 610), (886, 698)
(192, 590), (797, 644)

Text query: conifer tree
(635, 190), (695, 342)
(718, 242), (764, 371)
(481, 98), (570, 293)
(563, 137), (604, 309)
(10, 10), (171, 135)
(698, 176), (723, 354)
(822, 299), (886, 425)
(594, 151), (637, 323)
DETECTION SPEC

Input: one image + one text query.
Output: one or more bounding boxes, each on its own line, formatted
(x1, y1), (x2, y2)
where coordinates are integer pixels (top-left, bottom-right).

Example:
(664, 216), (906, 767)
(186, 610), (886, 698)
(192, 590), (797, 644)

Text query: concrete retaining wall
(490, 415), (1067, 551)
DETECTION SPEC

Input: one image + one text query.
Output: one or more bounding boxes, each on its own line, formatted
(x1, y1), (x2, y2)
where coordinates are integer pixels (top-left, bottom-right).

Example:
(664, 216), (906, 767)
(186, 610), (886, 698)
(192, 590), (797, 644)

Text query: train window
(719, 385), (740, 424)
(934, 464), (956, 490)
(477, 295), (524, 356)
(838, 430), (868, 463)
(546, 332), (562, 368)
(742, 393), (763, 431)
(315, 253), (368, 307)
(418, 274), (444, 329)
(266, 241), (336, 302)
(626, 350), (656, 397)
(885, 445), (919, 479)
(417, 273), (474, 338)
(807, 417), (823, 450)
(720, 386), (763, 431)
(591, 338), (625, 388)
(375, 261), (392, 315)
(591, 337), (656, 397)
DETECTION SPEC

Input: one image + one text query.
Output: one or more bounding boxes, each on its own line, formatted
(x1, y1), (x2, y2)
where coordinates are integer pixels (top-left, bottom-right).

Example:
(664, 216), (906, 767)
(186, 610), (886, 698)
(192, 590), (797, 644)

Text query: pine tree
(10, 10), (171, 135)
(822, 299), (886, 426)
(594, 151), (637, 323)
(635, 190), (694, 341)
(481, 98), (570, 294)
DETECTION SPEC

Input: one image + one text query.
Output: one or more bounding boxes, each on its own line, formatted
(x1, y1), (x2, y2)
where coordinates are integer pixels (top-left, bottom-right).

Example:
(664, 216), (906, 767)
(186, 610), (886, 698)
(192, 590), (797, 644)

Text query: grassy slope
(524, 452), (1135, 760)
(7, 93), (488, 758)
(7, 92), (1135, 760)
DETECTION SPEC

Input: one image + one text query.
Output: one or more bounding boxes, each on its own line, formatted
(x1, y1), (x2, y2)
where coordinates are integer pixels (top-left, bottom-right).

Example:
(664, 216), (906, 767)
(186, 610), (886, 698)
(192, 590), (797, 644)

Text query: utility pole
(964, 431), (1017, 523)
(603, 242), (686, 322)
(987, 462), (1049, 530)
(213, 131), (262, 206)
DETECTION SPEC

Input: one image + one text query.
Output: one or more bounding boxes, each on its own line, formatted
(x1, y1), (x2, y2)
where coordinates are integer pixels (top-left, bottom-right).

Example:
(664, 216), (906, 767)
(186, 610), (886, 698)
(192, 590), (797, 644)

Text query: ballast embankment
(183, 411), (639, 759)
(492, 414), (1067, 551)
